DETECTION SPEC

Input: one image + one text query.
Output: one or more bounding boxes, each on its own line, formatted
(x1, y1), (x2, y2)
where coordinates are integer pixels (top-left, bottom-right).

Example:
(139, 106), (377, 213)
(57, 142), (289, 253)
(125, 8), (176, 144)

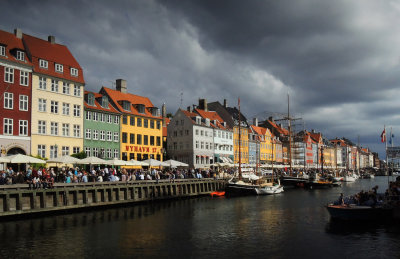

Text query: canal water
(1, 176), (399, 258)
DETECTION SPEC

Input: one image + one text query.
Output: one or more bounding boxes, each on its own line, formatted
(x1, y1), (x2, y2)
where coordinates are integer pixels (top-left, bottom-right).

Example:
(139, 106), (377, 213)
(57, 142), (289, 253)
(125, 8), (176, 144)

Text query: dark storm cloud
(1, 0), (399, 156)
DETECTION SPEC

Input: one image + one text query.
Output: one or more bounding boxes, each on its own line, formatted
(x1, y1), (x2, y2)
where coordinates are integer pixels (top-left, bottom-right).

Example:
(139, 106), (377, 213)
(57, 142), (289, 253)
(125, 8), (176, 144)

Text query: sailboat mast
(288, 93), (292, 172)
(238, 98), (242, 180)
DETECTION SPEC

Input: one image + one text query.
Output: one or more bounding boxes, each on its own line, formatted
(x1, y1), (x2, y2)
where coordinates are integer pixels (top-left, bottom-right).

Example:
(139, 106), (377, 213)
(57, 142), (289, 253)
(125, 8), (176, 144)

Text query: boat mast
(238, 98), (242, 180)
(288, 93), (292, 173)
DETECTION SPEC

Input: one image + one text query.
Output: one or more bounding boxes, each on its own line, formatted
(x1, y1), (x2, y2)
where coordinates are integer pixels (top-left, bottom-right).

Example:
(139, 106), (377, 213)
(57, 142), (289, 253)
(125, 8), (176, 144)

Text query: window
(51, 79), (58, 92)
(38, 98), (46, 112)
(39, 77), (47, 90)
(130, 133), (135, 144)
(55, 63), (63, 73)
(92, 147), (98, 157)
(144, 119), (148, 128)
(20, 71), (29, 86)
(156, 121), (161, 129)
(62, 146), (70, 156)
(73, 85), (81, 96)
(85, 147), (91, 157)
(19, 95), (28, 111)
(16, 50), (24, 61)
(100, 113), (105, 122)
(150, 120), (154, 129)
(156, 136), (161, 146)
(123, 101), (131, 111)
(3, 118), (13, 135)
(100, 130), (105, 141)
(104, 114), (108, 123)
(130, 116), (135, 126)
(0, 45), (5, 56)
(63, 82), (70, 94)
(114, 132), (119, 142)
(62, 123), (69, 136)
(85, 129), (91, 139)
(107, 131), (112, 141)
(114, 116), (119, 124)
(51, 101), (58, 114)
(137, 134), (142, 145)
(122, 132), (127, 143)
(93, 130), (98, 140)
(50, 122), (58, 135)
(122, 115), (128, 124)
(114, 149), (119, 158)
(144, 135), (148, 145)
(4, 92), (13, 109)
(38, 145), (46, 158)
(4, 67), (14, 83)
(93, 112), (98, 121)
(138, 104), (145, 114)
(73, 104), (81, 117)
(70, 68), (78, 77)
(107, 114), (112, 123)
(137, 118), (142, 127)
(195, 129), (199, 135)
(107, 148), (112, 159)
(73, 125), (80, 137)
(85, 111), (92, 120)
(62, 103), (70, 115)
(50, 145), (58, 158)
(150, 136), (154, 146)
(39, 59), (48, 69)
(38, 120), (46, 134)
(19, 120), (28, 136)
(73, 147), (80, 154)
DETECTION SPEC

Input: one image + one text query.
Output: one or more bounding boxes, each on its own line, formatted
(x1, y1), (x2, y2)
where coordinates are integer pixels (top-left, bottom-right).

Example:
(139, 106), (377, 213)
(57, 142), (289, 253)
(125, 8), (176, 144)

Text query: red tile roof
(310, 133), (322, 144)
(0, 30), (32, 67)
(22, 34), (84, 84)
(195, 109), (228, 130)
(84, 91), (120, 114)
(102, 87), (162, 119)
(268, 120), (289, 135)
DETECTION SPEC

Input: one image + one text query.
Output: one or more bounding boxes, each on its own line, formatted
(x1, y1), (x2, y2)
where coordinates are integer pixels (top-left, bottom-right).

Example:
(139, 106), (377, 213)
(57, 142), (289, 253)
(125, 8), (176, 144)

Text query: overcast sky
(2, 0), (399, 158)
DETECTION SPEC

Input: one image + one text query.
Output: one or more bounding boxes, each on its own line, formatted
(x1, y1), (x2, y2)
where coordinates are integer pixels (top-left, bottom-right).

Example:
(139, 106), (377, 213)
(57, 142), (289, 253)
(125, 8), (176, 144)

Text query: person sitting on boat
(338, 193), (344, 206)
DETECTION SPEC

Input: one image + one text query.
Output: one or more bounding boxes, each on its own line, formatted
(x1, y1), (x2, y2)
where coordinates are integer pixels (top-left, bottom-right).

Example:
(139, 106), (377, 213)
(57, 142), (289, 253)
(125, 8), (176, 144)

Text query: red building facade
(0, 29), (32, 156)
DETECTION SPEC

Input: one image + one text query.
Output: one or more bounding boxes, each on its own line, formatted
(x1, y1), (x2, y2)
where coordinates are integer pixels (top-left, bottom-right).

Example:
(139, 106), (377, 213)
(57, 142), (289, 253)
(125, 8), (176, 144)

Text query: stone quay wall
(0, 179), (226, 217)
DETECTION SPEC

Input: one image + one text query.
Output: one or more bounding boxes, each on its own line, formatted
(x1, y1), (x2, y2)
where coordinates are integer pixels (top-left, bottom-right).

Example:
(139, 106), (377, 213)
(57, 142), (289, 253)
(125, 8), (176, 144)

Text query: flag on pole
(389, 133), (395, 145)
(381, 127), (386, 143)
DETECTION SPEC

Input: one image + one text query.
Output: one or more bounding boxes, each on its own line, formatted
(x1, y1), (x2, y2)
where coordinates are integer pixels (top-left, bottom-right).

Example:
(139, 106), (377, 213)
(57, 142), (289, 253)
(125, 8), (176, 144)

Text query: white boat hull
(255, 185), (284, 195)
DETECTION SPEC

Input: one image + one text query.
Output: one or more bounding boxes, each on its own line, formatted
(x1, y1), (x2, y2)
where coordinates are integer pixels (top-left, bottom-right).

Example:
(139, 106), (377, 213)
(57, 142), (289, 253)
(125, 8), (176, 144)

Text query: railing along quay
(0, 179), (227, 217)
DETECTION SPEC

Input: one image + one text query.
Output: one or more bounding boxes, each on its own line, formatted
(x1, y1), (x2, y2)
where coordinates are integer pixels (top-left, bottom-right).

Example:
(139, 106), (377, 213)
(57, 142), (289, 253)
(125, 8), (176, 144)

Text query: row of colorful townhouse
(166, 99), (378, 170)
(0, 29), (164, 163)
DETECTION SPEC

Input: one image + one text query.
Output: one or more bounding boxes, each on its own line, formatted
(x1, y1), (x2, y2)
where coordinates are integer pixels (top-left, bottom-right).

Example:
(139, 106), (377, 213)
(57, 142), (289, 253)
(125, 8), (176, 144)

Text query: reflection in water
(1, 177), (400, 258)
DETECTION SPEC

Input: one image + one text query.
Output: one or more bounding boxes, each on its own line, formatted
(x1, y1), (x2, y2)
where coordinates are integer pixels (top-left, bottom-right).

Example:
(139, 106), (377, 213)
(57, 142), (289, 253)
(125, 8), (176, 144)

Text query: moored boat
(326, 204), (391, 221)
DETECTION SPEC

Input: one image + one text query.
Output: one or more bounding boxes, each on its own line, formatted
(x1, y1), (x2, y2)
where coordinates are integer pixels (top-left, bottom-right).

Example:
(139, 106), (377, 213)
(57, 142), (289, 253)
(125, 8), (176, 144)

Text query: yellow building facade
(31, 76), (84, 158)
(234, 126), (249, 164)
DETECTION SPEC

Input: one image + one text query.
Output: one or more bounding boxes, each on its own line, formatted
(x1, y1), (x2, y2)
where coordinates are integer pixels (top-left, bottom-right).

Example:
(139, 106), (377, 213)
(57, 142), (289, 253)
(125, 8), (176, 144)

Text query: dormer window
(16, 50), (24, 61)
(0, 45), (5, 56)
(137, 104), (145, 114)
(39, 59), (48, 69)
(70, 68), (78, 77)
(196, 116), (201, 125)
(101, 96), (109, 108)
(87, 93), (95, 106)
(123, 101), (131, 111)
(151, 107), (159, 116)
(55, 63), (63, 73)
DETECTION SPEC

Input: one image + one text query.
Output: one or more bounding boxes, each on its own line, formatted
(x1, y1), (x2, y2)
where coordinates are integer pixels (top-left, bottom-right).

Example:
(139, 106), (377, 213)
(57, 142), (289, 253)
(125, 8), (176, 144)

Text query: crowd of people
(0, 166), (236, 189)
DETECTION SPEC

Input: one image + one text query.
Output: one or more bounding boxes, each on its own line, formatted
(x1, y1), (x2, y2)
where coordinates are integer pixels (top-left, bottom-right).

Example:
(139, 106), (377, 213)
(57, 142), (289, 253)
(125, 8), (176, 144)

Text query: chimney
(198, 98), (208, 111)
(48, 35), (55, 44)
(223, 99), (227, 108)
(162, 103), (167, 126)
(14, 28), (22, 39)
(269, 116), (274, 122)
(116, 79), (127, 93)
(187, 106), (193, 113)
(253, 118), (258, 126)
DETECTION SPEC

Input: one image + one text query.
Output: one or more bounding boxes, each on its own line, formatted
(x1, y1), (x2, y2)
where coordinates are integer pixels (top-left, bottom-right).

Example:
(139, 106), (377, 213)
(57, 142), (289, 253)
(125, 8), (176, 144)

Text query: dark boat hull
(326, 205), (392, 221)
(280, 176), (308, 188)
(225, 183), (258, 197)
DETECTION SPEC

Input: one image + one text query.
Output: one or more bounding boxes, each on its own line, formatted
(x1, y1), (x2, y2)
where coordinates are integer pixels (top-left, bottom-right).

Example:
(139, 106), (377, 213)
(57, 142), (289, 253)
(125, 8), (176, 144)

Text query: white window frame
(16, 50), (24, 61)
(114, 149), (119, 158)
(50, 145), (58, 159)
(3, 118), (13, 135)
(73, 104), (80, 117)
(4, 67), (14, 83)
(85, 129), (91, 139)
(19, 120), (28, 136)
(107, 131), (112, 141)
(38, 98), (46, 112)
(85, 111), (92, 120)
(100, 130), (105, 141)
(114, 116), (119, 124)
(62, 146), (70, 156)
(63, 82), (70, 95)
(73, 124), (80, 137)
(50, 100), (58, 114)
(19, 95), (28, 111)
(62, 123), (69, 136)
(38, 120), (46, 134)
(73, 85), (81, 97)
(73, 147), (80, 154)
(39, 77), (47, 90)
(38, 145), (46, 158)
(4, 92), (13, 109)
(51, 79), (58, 92)
(85, 147), (91, 157)
(19, 71), (29, 86)
(55, 63), (63, 73)
(70, 68), (78, 77)
(107, 114), (112, 123)
(62, 103), (70, 115)
(107, 148), (112, 159)
(114, 132), (119, 142)
(93, 112), (98, 121)
(39, 59), (48, 69)
(92, 147), (99, 157)
(50, 122), (58, 136)
(93, 130), (98, 140)
(0, 45), (5, 56)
